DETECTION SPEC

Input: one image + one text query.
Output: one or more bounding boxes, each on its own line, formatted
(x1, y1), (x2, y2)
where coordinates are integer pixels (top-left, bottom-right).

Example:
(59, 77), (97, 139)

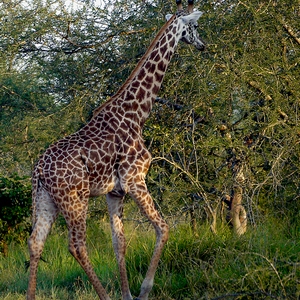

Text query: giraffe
(27, 1), (205, 299)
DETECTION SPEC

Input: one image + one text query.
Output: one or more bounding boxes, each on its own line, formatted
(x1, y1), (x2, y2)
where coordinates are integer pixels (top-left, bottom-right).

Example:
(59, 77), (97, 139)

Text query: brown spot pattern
(27, 9), (204, 300)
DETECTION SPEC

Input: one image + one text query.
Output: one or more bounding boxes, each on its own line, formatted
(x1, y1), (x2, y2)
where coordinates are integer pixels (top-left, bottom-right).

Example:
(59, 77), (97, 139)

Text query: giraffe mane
(93, 14), (176, 117)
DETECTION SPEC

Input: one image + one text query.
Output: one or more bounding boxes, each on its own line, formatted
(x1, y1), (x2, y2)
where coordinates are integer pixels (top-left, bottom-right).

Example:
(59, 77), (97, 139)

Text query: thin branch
(248, 81), (272, 101)
(18, 27), (157, 55)
(245, 252), (287, 298)
(281, 21), (300, 45)
(155, 97), (206, 126)
(152, 156), (215, 217)
(155, 97), (184, 110)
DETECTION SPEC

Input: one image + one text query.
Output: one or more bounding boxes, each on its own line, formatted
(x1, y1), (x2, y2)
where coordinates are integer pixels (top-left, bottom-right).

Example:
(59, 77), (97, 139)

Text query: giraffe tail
(31, 163), (43, 227)
(31, 168), (38, 227)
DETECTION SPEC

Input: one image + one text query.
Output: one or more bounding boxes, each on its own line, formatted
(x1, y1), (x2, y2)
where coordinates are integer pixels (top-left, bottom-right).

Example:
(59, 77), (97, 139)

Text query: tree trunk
(223, 163), (247, 235)
(230, 185), (247, 235)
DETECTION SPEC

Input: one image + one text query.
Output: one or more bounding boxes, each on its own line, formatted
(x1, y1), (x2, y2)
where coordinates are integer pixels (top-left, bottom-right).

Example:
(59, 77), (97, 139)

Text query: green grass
(0, 218), (299, 299)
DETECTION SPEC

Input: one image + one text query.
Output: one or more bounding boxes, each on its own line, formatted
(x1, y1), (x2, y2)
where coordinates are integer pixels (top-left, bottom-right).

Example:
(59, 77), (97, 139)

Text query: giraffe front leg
(128, 181), (169, 300)
(106, 191), (133, 300)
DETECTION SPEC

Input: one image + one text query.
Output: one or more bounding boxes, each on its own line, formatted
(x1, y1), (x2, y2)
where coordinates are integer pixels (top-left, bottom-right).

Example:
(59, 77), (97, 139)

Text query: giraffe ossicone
(27, 1), (205, 300)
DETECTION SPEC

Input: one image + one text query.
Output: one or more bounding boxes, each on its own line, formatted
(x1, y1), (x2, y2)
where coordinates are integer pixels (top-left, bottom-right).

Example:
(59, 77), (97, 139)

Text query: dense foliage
(0, 0), (299, 241)
(0, 175), (31, 255)
(0, 1), (299, 298)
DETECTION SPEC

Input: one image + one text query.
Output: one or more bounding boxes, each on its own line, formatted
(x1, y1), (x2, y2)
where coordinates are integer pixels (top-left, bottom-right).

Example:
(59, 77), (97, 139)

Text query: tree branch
(281, 21), (300, 45)
(248, 81), (272, 101)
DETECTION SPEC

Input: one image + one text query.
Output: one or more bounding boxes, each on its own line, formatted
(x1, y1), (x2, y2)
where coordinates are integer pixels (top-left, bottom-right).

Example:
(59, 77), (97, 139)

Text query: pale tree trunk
(223, 165), (247, 235)
(230, 166), (247, 235)
(230, 185), (247, 235)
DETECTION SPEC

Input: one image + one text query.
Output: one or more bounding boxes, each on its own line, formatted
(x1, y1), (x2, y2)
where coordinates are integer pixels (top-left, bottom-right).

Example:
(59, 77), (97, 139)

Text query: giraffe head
(166, 0), (205, 51)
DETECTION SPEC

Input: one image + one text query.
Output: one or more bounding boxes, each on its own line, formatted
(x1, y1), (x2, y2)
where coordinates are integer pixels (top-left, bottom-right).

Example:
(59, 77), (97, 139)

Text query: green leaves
(0, 0), (299, 227)
(0, 175), (31, 254)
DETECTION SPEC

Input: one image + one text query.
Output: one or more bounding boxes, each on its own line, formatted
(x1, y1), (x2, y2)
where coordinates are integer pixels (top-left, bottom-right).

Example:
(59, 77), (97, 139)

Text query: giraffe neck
(93, 15), (183, 127)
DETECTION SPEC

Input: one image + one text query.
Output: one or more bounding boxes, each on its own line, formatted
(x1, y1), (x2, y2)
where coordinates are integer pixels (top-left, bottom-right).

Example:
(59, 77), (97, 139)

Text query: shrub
(0, 175), (31, 255)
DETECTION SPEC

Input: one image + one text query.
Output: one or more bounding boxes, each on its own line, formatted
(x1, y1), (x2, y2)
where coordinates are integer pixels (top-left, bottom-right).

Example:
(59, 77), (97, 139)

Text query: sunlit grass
(0, 218), (299, 299)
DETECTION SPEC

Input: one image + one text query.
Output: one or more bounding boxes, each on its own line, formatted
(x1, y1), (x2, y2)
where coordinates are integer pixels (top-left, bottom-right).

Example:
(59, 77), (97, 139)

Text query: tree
(145, 0), (300, 230)
(0, 0), (299, 232)
(0, 0), (168, 174)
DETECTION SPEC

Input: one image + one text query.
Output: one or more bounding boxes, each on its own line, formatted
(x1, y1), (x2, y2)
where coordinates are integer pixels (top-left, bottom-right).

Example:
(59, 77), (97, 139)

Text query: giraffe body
(27, 3), (205, 300)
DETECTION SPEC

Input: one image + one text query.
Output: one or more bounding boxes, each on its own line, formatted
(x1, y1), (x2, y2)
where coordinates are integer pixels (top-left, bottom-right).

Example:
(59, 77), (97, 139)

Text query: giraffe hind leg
(106, 191), (133, 300)
(60, 194), (110, 300)
(27, 187), (59, 300)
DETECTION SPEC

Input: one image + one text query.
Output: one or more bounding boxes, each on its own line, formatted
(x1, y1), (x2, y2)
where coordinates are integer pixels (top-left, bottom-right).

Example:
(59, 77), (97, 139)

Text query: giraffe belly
(88, 174), (116, 197)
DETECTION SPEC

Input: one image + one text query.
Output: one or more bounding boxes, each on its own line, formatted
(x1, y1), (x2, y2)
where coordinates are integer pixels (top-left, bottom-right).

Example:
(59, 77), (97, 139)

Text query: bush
(0, 175), (31, 255)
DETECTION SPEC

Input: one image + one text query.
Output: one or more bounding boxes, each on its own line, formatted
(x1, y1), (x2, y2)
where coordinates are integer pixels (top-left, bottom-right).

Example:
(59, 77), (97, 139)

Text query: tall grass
(0, 218), (299, 299)
(156, 221), (299, 299)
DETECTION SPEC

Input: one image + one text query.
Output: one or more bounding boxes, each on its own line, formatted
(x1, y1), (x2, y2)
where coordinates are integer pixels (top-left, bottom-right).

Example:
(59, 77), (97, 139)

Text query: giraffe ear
(165, 14), (173, 21)
(181, 11), (203, 24)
